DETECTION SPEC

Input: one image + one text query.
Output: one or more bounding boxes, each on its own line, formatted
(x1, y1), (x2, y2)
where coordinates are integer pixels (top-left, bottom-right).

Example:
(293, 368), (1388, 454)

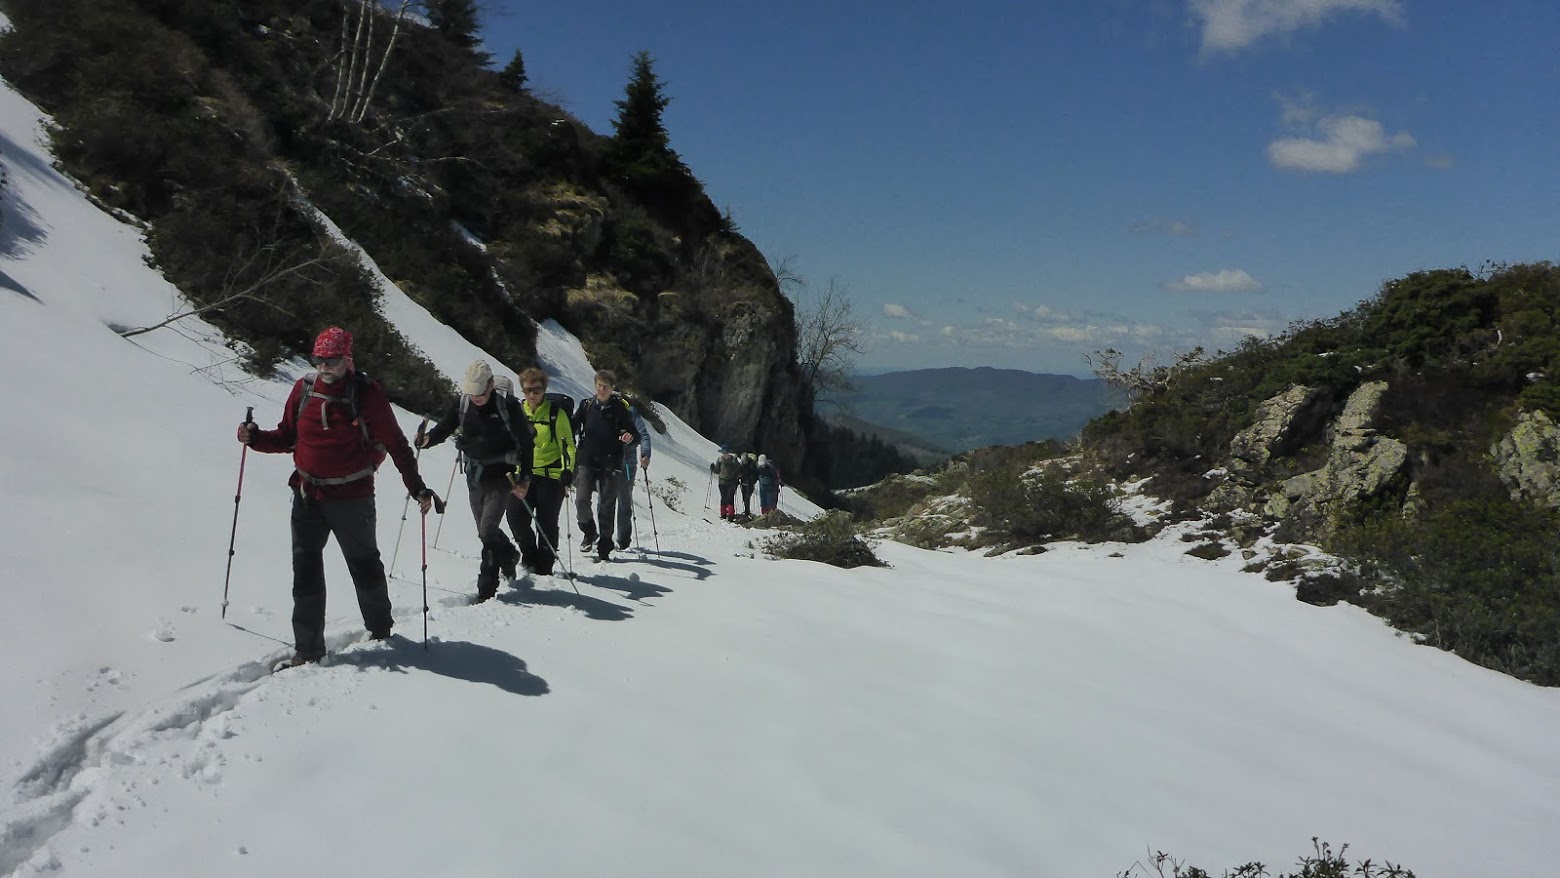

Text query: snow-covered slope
(4, 62), (1560, 878)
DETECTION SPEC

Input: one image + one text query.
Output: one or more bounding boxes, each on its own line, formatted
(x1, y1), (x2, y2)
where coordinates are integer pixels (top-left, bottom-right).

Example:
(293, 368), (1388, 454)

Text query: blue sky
(479, 0), (1558, 376)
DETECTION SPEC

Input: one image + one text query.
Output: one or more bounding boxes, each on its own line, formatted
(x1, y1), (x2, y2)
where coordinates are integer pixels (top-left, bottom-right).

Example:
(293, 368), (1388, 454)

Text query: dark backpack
(295, 371), (384, 465)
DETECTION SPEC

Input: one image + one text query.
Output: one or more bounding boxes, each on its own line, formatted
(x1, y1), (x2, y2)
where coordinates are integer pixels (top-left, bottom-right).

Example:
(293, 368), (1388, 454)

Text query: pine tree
(498, 48), (527, 92)
(426, 0), (482, 52)
(609, 50), (674, 169)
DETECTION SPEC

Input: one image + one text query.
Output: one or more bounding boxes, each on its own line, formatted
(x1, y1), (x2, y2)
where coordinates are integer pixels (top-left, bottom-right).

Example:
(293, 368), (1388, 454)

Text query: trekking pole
(626, 462), (639, 552)
(389, 418), (428, 578)
(563, 487), (577, 578)
(702, 469), (714, 511)
(421, 490), (446, 651)
(433, 451), (459, 548)
(221, 406), (254, 620)
(520, 496), (579, 595)
(642, 466), (661, 555)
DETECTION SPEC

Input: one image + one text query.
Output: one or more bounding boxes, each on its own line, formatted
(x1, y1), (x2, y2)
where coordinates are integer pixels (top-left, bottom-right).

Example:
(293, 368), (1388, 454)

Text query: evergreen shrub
(760, 511), (885, 569)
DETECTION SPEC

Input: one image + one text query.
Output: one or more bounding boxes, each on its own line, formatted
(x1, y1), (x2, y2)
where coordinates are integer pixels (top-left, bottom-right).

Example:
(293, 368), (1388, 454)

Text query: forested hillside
(0, 0), (821, 481)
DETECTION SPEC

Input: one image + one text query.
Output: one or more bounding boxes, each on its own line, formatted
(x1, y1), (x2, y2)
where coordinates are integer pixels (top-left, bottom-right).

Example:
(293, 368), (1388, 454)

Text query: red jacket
(249, 372), (427, 502)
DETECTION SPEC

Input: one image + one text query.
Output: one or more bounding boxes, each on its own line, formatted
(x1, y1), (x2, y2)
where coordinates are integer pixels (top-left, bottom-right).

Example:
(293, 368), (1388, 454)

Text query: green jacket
(524, 397), (576, 479)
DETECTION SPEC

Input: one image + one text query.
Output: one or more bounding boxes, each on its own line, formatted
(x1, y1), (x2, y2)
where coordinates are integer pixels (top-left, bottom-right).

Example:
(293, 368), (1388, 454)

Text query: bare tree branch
(794, 275), (865, 398)
(116, 254), (332, 338)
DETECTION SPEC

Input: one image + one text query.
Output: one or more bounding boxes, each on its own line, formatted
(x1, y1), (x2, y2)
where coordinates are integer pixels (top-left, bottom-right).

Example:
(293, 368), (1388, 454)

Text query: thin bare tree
(794, 275), (865, 398)
(118, 237), (335, 339)
(328, 0), (415, 124)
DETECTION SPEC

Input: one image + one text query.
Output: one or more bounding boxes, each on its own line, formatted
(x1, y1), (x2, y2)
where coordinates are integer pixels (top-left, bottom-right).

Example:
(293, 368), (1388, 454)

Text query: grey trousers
(467, 468), (517, 595)
(575, 463), (622, 554)
(290, 494), (391, 657)
(615, 459), (637, 546)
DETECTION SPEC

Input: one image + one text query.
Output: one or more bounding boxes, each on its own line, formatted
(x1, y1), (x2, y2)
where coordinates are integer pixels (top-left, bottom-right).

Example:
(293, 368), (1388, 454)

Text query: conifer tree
(498, 48), (527, 92)
(609, 50), (675, 172)
(426, 0), (482, 51)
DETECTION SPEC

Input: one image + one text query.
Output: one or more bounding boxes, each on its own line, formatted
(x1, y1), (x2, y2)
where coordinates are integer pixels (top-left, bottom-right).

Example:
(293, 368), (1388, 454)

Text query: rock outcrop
(1491, 410), (1560, 510)
(1266, 381), (1409, 537)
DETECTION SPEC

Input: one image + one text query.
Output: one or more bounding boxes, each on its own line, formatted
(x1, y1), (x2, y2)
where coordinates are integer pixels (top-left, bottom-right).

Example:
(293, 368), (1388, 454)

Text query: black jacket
(424, 393), (533, 482)
(573, 394), (640, 469)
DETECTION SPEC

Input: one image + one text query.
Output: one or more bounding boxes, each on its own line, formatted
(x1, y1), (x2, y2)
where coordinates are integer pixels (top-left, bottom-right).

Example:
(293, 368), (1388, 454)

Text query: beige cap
(462, 360), (494, 395)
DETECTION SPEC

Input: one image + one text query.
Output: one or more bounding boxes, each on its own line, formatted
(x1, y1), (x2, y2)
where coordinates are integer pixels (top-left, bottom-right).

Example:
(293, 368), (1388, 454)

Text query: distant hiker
(419, 360), (534, 602)
(492, 374), (514, 397)
(711, 447), (740, 520)
(615, 400), (653, 549)
(514, 367), (575, 576)
(572, 370), (640, 561)
(236, 326), (432, 667)
(757, 454), (781, 514)
(738, 452), (758, 517)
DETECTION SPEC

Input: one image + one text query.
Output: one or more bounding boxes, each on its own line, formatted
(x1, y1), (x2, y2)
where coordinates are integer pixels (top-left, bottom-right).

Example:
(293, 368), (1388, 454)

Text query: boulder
(1491, 410), (1560, 509)
(1267, 381), (1409, 538)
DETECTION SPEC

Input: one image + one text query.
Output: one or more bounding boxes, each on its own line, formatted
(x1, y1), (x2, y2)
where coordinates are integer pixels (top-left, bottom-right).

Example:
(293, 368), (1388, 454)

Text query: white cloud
(1165, 269), (1265, 293)
(1191, 0), (1404, 55)
(882, 303), (914, 319)
(887, 330), (920, 343)
(1267, 113), (1415, 173)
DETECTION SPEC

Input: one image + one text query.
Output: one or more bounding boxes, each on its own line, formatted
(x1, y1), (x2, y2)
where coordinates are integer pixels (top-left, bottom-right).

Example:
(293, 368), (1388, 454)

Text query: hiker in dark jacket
(420, 359), (534, 602)
(738, 452), (759, 517)
(711, 447), (740, 520)
(615, 401), (653, 550)
(757, 454), (782, 514)
(572, 369), (640, 561)
(238, 326), (432, 667)
(515, 367), (575, 576)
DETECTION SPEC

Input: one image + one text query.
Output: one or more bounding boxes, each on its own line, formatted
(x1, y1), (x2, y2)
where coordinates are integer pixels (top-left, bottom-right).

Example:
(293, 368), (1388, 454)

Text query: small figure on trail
(757, 454), (782, 515)
(711, 446), (741, 521)
(616, 400), (653, 549)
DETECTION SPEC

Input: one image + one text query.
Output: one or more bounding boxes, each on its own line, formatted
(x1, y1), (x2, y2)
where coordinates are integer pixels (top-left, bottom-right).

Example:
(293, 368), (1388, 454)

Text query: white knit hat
(462, 360), (494, 395)
(758, 454), (768, 465)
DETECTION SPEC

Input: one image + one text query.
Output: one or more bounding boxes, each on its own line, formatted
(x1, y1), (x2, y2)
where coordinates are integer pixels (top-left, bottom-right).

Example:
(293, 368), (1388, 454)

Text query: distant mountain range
(827, 367), (1117, 454)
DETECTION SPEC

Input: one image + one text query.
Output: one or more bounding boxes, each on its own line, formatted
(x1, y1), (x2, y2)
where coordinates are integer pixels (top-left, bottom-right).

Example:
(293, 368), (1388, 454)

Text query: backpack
(716, 454), (740, 482)
(295, 371), (385, 465)
(527, 392), (575, 469)
(460, 391), (518, 436)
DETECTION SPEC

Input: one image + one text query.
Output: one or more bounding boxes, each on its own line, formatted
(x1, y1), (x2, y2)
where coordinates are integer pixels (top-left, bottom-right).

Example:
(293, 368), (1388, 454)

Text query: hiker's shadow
(575, 569), (673, 602)
(343, 637), (549, 696)
(631, 552), (713, 581)
(497, 582), (636, 621)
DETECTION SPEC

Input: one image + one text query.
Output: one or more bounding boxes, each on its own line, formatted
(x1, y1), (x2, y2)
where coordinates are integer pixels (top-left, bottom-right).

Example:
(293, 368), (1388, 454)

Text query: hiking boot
(580, 534), (595, 553)
(368, 628), (392, 641)
(475, 577), (499, 603)
(274, 652), (323, 672)
(616, 537), (630, 551)
(596, 548), (611, 562)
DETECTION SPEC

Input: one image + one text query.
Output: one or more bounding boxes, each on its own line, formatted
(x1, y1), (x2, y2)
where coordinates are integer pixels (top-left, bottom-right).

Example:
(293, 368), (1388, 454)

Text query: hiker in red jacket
(237, 326), (432, 667)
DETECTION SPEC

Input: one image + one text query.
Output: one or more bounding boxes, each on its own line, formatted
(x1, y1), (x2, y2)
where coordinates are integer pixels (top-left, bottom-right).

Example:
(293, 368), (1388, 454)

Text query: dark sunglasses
(522, 385), (545, 394)
(314, 356), (346, 368)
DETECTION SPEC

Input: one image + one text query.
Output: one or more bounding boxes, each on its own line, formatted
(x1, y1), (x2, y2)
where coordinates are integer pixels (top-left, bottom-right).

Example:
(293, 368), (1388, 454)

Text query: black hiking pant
(512, 476), (565, 575)
(574, 463), (622, 556)
(291, 494), (392, 658)
(740, 483), (755, 515)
